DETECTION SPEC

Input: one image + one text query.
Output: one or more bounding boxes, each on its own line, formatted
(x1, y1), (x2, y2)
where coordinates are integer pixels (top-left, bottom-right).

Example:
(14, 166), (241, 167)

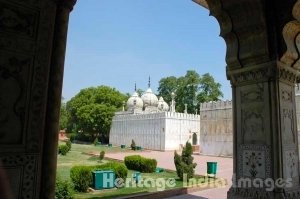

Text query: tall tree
(59, 97), (69, 130)
(157, 70), (223, 114)
(157, 76), (178, 104)
(66, 86), (127, 143)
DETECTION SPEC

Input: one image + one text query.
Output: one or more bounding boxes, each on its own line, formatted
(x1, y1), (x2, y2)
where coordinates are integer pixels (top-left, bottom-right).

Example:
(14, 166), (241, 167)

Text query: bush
(174, 142), (197, 180)
(130, 139), (136, 150)
(94, 137), (99, 146)
(70, 166), (92, 192)
(67, 133), (76, 142)
(58, 145), (69, 155)
(55, 178), (74, 199)
(99, 151), (105, 162)
(124, 155), (157, 173)
(70, 162), (128, 192)
(66, 140), (72, 151)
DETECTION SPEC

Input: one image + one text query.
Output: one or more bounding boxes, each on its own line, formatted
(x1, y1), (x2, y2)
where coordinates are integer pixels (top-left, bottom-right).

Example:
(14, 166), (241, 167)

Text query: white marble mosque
(109, 80), (201, 151)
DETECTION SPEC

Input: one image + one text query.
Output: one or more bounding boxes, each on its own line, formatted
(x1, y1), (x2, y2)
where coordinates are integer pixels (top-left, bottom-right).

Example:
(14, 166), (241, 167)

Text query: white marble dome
(127, 91), (143, 109)
(157, 97), (169, 111)
(141, 88), (158, 107)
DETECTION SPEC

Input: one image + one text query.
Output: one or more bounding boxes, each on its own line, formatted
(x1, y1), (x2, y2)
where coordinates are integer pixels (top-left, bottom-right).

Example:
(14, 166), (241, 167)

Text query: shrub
(68, 133), (76, 143)
(70, 166), (92, 192)
(94, 137), (99, 146)
(130, 139), (136, 150)
(66, 140), (72, 151)
(55, 178), (74, 199)
(99, 151), (105, 162)
(58, 145), (69, 155)
(174, 142), (197, 180)
(124, 155), (157, 173)
(70, 162), (128, 192)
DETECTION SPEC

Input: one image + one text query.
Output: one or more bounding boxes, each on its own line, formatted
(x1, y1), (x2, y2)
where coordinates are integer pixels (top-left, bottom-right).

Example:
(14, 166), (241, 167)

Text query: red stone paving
(105, 150), (233, 199)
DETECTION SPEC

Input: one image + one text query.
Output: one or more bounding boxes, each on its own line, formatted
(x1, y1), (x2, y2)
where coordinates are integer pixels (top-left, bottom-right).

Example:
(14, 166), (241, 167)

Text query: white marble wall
(109, 112), (200, 151)
(164, 112), (200, 150)
(200, 101), (233, 157)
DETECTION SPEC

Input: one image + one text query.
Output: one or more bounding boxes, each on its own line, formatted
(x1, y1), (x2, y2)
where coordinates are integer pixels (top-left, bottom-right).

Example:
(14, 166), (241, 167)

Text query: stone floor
(106, 150), (233, 199)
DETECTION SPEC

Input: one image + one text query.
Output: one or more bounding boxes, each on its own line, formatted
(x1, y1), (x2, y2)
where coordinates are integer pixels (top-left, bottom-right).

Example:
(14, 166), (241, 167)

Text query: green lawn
(57, 142), (215, 199)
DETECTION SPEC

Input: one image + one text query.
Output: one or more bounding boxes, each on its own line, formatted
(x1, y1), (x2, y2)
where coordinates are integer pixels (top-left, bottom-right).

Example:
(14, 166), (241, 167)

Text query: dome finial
(134, 82), (137, 91)
(148, 76), (151, 88)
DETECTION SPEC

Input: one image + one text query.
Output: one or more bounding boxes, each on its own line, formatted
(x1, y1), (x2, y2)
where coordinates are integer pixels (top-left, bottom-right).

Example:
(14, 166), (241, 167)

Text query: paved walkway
(106, 150), (233, 199)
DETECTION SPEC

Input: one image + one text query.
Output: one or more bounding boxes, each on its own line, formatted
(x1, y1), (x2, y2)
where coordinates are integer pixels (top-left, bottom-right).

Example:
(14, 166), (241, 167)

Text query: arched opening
(192, 132), (198, 145)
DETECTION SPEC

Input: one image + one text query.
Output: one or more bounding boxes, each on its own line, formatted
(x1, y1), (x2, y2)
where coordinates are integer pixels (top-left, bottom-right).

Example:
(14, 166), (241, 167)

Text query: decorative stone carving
(285, 150), (298, 178)
(1, 154), (38, 199)
(239, 145), (271, 179)
(241, 84), (264, 103)
(0, 2), (39, 38)
(282, 109), (295, 144)
(0, 56), (31, 144)
(242, 109), (264, 142)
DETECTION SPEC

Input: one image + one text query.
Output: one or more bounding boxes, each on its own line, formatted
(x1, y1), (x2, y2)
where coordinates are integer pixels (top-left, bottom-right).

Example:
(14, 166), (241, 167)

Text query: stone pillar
(40, 0), (76, 198)
(0, 0), (76, 198)
(205, 0), (300, 198)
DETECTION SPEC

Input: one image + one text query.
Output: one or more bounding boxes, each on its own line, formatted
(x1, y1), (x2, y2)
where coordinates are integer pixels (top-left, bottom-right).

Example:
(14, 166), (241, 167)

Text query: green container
(155, 167), (164, 173)
(133, 171), (141, 183)
(136, 146), (141, 150)
(92, 170), (115, 189)
(121, 144), (126, 149)
(207, 162), (217, 175)
(108, 144), (112, 147)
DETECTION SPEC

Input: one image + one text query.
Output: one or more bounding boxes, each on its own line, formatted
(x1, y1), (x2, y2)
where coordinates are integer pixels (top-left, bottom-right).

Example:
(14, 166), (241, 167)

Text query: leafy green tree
(158, 70), (223, 113)
(157, 76), (178, 104)
(66, 86), (127, 143)
(59, 98), (69, 130)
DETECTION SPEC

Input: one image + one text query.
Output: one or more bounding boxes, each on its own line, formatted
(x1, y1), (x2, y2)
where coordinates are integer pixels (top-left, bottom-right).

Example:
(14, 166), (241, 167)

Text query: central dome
(141, 88), (158, 107)
(127, 91), (143, 110)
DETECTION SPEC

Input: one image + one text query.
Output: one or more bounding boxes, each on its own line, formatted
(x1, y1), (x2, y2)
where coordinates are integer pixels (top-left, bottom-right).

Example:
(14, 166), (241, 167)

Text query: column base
(227, 187), (300, 199)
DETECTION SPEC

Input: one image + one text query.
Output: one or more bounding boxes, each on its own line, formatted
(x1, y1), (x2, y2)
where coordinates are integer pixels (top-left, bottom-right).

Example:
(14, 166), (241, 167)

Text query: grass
(57, 142), (216, 199)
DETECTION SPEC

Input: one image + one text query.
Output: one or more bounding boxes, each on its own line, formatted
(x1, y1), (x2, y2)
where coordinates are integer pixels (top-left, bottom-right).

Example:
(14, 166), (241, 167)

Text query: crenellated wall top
(200, 100), (232, 111)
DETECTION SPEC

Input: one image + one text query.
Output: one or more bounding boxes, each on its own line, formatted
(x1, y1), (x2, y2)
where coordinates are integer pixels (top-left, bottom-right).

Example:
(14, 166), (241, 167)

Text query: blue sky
(63, 0), (230, 101)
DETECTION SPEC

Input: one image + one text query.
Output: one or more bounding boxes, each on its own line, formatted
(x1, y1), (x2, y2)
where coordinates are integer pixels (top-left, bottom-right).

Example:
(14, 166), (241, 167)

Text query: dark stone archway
(0, 0), (300, 198)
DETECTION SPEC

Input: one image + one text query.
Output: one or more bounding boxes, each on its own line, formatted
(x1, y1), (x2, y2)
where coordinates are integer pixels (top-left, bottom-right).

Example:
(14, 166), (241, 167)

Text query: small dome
(141, 88), (158, 107)
(157, 97), (169, 111)
(127, 91), (143, 109)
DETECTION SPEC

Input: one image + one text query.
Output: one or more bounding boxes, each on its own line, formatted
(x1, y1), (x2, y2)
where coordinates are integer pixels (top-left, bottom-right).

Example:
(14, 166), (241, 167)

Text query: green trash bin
(133, 172), (141, 183)
(121, 144), (126, 149)
(108, 144), (112, 147)
(92, 170), (115, 189)
(207, 162), (217, 178)
(136, 146), (141, 150)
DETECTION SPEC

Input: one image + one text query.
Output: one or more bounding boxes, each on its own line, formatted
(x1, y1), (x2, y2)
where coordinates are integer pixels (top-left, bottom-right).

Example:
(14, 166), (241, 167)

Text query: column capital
(52, 0), (77, 11)
(227, 61), (300, 86)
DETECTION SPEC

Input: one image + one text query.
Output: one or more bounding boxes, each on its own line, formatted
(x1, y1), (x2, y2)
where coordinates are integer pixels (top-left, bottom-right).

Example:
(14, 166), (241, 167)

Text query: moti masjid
(2, 0), (300, 198)
(109, 82), (200, 151)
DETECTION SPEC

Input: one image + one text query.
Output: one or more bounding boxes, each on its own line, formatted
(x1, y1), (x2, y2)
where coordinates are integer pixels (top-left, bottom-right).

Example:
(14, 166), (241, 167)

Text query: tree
(157, 76), (178, 104)
(59, 98), (69, 130)
(174, 142), (197, 180)
(157, 70), (223, 114)
(66, 86), (127, 143)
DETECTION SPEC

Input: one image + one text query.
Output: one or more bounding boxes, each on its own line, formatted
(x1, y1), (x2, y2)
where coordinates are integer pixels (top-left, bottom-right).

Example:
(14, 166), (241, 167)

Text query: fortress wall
(200, 101), (233, 157)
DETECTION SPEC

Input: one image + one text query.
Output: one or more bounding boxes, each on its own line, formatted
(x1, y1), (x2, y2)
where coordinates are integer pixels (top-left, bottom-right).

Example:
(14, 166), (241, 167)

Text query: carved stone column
(0, 0), (76, 198)
(40, 0), (76, 198)
(206, 0), (300, 198)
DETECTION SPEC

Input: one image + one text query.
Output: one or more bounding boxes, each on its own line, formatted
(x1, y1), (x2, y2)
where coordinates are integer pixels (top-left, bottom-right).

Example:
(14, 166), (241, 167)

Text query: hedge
(55, 178), (74, 199)
(124, 155), (157, 173)
(58, 145), (69, 155)
(70, 162), (128, 192)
